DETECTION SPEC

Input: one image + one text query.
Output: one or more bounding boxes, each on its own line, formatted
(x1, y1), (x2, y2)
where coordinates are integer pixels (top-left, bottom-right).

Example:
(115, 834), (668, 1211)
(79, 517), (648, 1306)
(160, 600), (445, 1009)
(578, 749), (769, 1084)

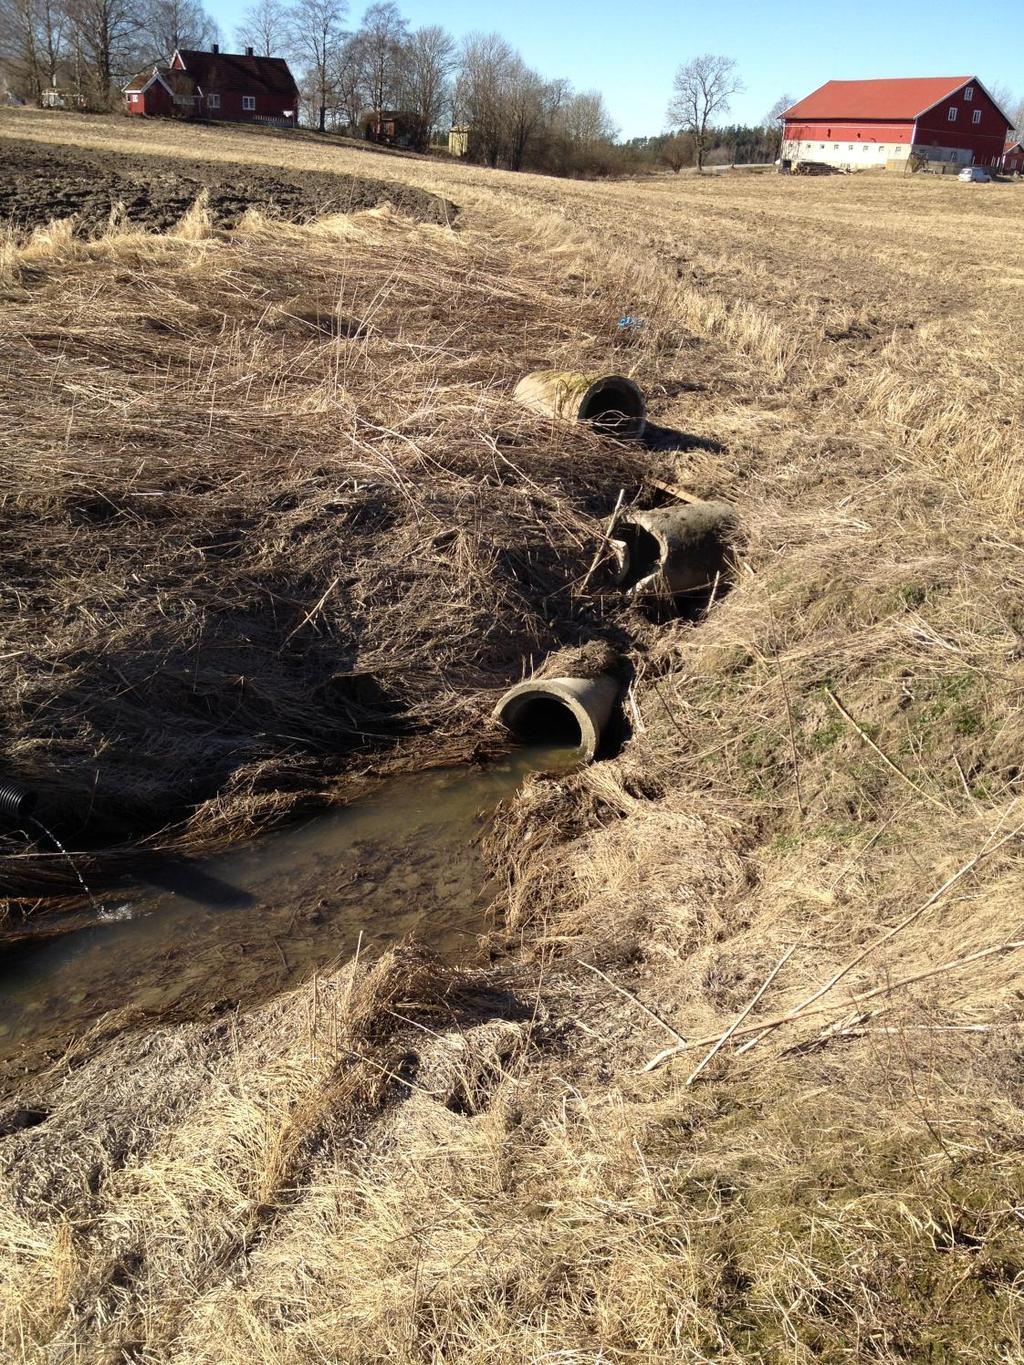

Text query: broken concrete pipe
(613, 501), (736, 598)
(513, 371), (646, 439)
(493, 674), (620, 762)
(0, 779), (37, 822)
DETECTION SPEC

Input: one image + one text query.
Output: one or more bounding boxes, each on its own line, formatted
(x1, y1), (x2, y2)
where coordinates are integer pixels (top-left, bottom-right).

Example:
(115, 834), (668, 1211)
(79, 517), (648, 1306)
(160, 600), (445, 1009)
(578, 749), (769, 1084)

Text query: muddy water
(0, 746), (578, 1070)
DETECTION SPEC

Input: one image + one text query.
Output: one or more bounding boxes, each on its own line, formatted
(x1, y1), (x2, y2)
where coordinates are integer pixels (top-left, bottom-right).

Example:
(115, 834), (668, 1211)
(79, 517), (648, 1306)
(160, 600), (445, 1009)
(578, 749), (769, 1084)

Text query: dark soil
(0, 137), (457, 235)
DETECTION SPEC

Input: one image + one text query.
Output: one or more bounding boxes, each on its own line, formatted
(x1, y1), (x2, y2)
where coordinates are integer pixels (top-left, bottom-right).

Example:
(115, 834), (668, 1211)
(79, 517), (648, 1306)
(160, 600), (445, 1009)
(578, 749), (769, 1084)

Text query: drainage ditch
(0, 744), (581, 1075)
(0, 371), (738, 1074)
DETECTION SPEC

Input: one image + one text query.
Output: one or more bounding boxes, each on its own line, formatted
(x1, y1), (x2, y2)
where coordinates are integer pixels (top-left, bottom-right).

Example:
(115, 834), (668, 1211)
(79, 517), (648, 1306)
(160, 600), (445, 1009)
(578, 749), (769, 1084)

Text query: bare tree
(330, 31), (362, 129)
(502, 57), (548, 170)
(235, 0), (288, 56)
(455, 31), (513, 166)
(287, 0), (346, 131)
(400, 22), (452, 149)
(667, 53), (744, 171)
(765, 91), (793, 158)
(988, 81), (1016, 119)
(2, 0), (41, 99)
(64, 0), (142, 102)
(1, 0), (75, 99)
(352, 1), (407, 135)
(138, 0), (218, 60)
(548, 88), (616, 175)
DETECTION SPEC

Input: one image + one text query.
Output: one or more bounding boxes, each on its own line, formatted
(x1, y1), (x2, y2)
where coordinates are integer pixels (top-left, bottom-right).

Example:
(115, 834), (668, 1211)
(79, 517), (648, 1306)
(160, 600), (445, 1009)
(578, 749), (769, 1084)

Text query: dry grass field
(2, 107), (1024, 1363)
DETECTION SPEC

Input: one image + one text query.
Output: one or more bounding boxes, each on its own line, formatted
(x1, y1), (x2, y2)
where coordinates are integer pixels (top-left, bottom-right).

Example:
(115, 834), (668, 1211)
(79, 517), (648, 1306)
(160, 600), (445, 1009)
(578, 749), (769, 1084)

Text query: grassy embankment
(1, 110), (1024, 1362)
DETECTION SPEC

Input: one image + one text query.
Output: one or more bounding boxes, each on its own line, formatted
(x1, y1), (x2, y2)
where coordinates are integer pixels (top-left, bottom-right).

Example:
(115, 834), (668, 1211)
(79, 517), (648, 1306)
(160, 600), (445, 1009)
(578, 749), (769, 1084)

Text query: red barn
(781, 77), (1011, 170)
(124, 45), (298, 125)
(1003, 140), (1024, 173)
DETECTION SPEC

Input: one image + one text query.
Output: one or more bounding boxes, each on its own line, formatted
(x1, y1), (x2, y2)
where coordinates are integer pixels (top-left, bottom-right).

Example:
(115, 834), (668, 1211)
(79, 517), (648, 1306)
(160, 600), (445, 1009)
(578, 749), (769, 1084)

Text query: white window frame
(948, 106), (958, 122)
(207, 92), (220, 109)
(972, 109), (981, 125)
(964, 86), (974, 101)
(242, 95), (255, 111)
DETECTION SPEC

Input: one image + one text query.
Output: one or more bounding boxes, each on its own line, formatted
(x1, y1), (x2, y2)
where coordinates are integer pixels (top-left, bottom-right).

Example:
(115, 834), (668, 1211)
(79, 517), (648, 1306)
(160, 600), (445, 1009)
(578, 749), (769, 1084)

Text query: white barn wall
(781, 139), (973, 169)
(781, 139), (908, 167)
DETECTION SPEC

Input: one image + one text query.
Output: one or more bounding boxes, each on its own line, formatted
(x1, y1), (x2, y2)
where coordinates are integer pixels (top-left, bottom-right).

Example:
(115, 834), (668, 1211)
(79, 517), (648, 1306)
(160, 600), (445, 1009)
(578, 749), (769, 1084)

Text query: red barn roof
(783, 77), (980, 122)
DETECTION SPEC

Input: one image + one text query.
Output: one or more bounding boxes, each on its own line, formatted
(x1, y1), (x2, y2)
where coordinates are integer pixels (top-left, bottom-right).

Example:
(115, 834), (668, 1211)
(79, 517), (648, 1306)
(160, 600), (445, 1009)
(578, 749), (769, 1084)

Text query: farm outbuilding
(124, 45), (298, 125)
(781, 77), (1012, 170)
(1003, 140), (1024, 173)
(361, 110), (425, 148)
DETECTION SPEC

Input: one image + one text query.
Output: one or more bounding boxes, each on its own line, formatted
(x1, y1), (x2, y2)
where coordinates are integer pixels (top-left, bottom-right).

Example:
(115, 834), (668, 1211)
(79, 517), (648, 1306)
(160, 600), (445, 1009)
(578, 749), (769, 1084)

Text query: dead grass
(2, 111), (1024, 1362)
(0, 184), (667, 900)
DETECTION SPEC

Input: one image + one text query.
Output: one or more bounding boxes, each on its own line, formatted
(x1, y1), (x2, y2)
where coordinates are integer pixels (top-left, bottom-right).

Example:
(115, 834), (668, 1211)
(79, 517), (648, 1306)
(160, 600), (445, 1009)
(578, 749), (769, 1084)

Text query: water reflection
(0, 746), (579, 1067)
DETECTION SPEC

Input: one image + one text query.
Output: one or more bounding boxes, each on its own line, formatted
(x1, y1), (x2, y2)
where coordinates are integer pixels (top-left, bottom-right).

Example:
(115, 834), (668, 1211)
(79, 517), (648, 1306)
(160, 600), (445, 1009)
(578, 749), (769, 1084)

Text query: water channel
(0, 744), (579, 1071)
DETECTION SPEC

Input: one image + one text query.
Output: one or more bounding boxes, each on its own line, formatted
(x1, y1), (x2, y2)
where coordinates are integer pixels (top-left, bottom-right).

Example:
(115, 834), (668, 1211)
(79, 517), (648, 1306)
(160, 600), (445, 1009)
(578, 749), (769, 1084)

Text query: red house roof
(123, 65), (197, 100)
(173, 48), (297, 102)
(783, 77), (978, 122)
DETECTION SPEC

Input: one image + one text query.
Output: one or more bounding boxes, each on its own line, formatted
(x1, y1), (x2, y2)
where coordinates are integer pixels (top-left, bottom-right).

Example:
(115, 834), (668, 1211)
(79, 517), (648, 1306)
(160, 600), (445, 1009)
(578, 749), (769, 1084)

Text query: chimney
(211, 42), (219, 53)
(245, 45), (253, 57)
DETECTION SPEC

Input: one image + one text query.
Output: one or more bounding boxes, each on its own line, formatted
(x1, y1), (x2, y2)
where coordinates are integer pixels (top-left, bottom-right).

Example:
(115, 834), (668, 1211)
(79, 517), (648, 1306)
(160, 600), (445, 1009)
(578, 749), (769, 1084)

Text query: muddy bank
(0, 136), (456, 234)
(0, 746), (580, 1082)
(0, 175), (662, 919)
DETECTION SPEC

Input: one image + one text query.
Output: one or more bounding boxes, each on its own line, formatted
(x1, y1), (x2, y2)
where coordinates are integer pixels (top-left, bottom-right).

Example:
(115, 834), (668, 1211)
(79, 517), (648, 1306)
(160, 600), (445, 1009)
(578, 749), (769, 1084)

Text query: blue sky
(215, 0), (1022, 139)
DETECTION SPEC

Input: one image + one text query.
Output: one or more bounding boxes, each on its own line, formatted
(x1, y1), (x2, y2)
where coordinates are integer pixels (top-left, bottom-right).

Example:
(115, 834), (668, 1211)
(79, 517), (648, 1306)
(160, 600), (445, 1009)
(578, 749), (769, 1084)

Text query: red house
(1003, 140), (1024, 173)
(780, 77), (1011, 170)
(124, 45), (298, 125)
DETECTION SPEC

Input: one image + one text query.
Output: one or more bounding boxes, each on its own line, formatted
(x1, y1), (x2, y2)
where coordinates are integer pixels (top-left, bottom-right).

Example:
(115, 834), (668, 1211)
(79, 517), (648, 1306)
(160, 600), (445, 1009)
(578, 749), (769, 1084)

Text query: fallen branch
(685, 945), (796, 1086)
(579, 488), (625, 595)
(735, 805), (1023, 1055)
(642, 940), (1024, 1072)
(824, 686), (950, 813)
(578, 959), (687, 1046)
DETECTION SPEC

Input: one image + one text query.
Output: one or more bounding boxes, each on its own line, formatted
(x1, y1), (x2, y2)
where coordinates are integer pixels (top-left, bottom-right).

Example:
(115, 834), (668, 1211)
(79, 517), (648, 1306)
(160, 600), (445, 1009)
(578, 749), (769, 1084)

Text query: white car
(958, 166), (991, 183)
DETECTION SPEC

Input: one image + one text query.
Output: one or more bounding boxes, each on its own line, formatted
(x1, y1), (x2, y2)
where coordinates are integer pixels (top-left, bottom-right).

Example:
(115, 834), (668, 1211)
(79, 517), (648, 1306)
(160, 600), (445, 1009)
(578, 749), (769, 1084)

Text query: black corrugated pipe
(0, 780), (37, 822)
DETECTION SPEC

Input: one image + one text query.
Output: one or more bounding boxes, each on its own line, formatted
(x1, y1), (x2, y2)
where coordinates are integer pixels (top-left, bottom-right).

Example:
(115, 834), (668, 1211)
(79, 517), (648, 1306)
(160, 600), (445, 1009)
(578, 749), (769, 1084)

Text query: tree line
(0, 0), (621, 175)
(248, 0), (620, 174)
(0, 0), (218, 105)
(4, 7), (1021, 181)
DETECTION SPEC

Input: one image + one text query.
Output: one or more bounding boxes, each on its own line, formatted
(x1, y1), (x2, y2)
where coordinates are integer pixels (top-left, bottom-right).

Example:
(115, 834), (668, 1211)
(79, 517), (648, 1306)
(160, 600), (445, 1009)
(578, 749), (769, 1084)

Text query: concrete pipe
(493, 674), (620, 762)
(613, 501), (736, 598)
(513, 371), (646, 439)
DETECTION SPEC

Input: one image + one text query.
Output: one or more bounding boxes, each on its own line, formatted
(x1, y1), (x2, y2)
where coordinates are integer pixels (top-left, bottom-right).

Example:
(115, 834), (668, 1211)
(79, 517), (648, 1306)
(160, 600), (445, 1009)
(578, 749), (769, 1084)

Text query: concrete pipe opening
(613, 522), (664, 593)
(498, 695), (583, 749)
(513, 371), (646, 440)
(493, 675), (620, 763)
(578, 377), (646, 438)
(614, 502), (736, 600)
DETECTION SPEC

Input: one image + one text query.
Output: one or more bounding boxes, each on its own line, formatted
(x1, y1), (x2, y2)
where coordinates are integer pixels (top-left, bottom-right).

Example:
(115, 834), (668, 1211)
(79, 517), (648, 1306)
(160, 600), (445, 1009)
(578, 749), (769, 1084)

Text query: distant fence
(887, 157), (963, 176)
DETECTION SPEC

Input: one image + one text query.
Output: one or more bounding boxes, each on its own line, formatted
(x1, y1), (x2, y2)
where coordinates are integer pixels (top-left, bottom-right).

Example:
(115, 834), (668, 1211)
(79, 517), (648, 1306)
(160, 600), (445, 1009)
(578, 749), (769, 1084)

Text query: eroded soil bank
(0, 136), (456, 234)
(0, 186), (669, 930)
